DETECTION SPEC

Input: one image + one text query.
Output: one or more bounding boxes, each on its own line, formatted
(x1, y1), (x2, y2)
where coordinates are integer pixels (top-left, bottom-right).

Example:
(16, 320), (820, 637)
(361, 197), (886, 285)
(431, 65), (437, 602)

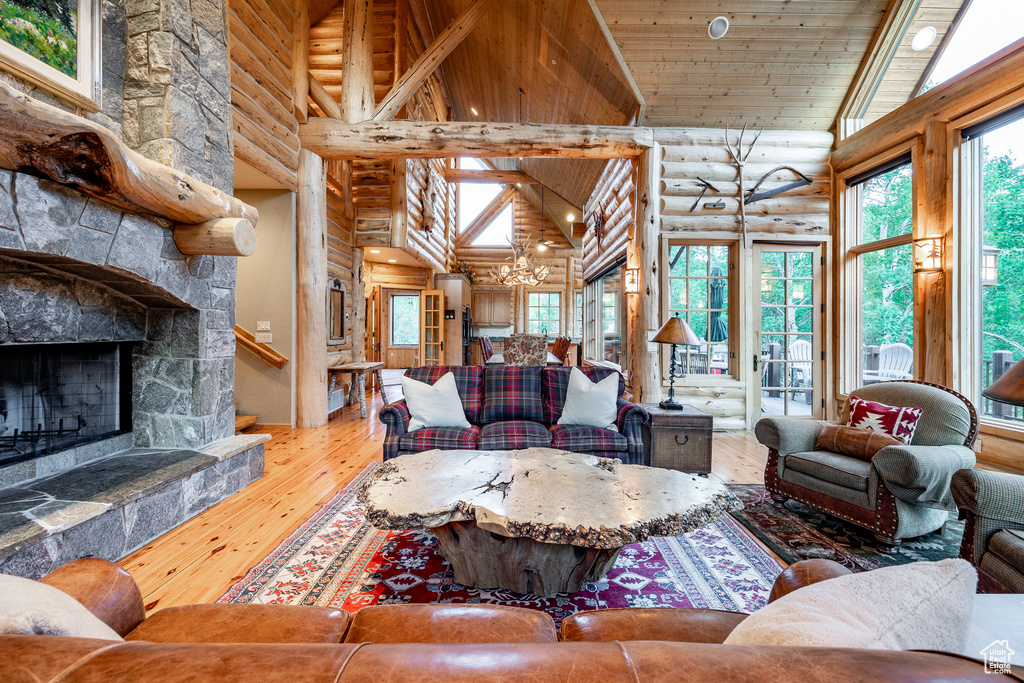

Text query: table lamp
(652, 316), (701, 410)
(983, 357), (1024, 407)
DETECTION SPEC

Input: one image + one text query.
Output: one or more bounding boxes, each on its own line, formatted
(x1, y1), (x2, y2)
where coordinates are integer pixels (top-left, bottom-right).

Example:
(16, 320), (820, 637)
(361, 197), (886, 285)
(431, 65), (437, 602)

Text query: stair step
(235, 415), (258, 432)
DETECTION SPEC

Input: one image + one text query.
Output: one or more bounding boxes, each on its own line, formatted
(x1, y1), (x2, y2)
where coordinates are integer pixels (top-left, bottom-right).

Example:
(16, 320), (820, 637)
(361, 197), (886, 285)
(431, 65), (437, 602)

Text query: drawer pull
(674, 434), (689, 446)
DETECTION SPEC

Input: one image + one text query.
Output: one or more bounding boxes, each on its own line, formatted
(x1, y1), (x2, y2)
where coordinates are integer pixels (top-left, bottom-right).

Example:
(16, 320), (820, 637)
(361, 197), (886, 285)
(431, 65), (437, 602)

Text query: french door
(754, 244), (823, 419)
(419, 289), (444, 366)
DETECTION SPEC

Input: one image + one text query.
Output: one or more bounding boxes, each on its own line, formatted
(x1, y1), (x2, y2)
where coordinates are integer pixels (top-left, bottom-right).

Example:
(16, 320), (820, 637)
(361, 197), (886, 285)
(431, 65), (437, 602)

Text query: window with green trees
(973, 116), (1024, 422)
(390, 294), (419, 346)
(527, 292), (560, 335)
(849, 160), (914, 384)
(667, 243), (734, 376)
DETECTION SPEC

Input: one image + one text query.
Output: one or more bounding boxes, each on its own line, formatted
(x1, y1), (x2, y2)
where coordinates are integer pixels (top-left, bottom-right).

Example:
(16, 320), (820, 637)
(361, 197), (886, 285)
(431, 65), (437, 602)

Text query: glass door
(419, 289), (444, 365)
(755, 244), (823, 418)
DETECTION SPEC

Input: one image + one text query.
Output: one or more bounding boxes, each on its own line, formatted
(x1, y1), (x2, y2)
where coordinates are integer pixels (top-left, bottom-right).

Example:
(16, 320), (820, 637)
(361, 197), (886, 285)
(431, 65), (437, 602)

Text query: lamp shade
(983, 357), (1024, 407)
(652, 316), (701, 346)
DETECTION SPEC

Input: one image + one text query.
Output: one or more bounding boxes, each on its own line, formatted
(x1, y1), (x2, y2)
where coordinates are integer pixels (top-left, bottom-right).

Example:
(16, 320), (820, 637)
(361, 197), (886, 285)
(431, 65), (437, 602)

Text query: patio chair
(864, 343), (914, 382)
(504, 333), (548, 366)
(478, 336), (494, 363)
(788, 339), (813, 404)
(552, 335), (572, 364)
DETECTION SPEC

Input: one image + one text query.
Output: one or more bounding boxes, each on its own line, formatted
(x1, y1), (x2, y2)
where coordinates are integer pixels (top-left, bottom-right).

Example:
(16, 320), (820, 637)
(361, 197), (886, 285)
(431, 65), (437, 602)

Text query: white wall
(234, 190), (297, 426)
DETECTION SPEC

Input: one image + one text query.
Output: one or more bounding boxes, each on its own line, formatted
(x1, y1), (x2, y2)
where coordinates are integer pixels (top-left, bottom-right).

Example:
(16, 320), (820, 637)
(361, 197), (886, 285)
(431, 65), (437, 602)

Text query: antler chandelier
(491, 234), (550, 287)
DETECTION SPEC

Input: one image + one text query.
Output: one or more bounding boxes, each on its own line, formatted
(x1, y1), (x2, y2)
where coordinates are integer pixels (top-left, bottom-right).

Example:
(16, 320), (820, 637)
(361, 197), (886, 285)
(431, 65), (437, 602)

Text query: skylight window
(457, 157), (503, 234)
(923, 0), (1024, 93)
(471, 204), (513, 246)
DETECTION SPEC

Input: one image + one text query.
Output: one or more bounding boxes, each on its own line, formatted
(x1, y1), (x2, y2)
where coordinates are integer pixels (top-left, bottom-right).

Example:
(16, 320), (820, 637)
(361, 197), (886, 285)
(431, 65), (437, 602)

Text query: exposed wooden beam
(291, 0), (310, 122)
(173, 217), (257, 257)
(444, 169), (538, 184)
(455, 246), (579, 259)
(0, 81), (258, 230)
(373, 0), (495, 121)
(834, 0), (922, 133)
(454, 184), (516, 248)
(585, 0), (647, 126)
(296, 149), (329, 428)
(300, 120), (656, 160)
(340, 0), (375, 122)
(518, 183), (579, 248)
(627, 145), (661, 404)
(308, 72), (342, 119)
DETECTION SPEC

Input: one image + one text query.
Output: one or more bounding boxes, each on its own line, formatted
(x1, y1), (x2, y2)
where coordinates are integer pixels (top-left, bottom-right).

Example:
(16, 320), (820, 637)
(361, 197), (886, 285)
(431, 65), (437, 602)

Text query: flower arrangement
(451, 259), (476, 283)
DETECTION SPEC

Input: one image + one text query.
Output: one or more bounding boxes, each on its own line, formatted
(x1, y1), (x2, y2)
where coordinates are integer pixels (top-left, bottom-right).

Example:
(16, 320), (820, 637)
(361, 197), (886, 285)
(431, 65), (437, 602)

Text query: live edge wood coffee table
(358, 448), (740, 596)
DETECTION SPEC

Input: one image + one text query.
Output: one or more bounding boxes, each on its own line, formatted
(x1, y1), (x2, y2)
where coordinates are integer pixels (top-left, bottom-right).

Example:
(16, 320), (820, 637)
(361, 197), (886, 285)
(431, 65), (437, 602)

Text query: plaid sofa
(379, 366), (649, 464)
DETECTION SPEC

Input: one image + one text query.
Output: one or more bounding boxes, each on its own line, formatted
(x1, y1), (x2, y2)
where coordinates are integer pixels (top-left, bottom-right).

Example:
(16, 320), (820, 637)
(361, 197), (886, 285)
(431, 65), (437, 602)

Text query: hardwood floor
(118, 390), (768, 613)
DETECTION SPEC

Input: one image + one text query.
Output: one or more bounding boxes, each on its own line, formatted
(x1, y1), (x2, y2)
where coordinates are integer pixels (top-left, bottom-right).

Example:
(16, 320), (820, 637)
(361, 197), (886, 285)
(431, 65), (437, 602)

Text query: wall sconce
(982, 245), (1000, 287)
(913, 237), (944, 273)
(624, 267), (640, 294)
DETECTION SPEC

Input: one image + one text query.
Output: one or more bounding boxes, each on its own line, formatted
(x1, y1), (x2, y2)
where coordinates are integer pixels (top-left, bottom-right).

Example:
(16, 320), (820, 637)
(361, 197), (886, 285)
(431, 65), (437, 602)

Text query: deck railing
(982, 352), (1024, 423)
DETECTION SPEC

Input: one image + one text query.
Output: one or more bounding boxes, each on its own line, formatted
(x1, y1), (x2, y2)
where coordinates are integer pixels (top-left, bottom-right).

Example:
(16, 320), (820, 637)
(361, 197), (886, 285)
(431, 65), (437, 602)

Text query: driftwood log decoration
(0, 81), (259, 256)
(594, 209), (606, 252)
(746, 165), (813, 204)
(724, 125), (763, 244)
(421, 171), (438, 233)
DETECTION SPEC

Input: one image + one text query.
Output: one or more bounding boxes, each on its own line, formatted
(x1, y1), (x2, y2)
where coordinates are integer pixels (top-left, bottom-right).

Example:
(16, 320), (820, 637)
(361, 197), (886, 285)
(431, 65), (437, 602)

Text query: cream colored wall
(235, 190), (297, 426)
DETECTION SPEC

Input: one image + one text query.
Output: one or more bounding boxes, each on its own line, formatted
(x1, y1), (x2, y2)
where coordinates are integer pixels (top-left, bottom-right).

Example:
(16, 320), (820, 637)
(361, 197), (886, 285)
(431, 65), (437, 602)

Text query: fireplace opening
(0, 343), (133, 468)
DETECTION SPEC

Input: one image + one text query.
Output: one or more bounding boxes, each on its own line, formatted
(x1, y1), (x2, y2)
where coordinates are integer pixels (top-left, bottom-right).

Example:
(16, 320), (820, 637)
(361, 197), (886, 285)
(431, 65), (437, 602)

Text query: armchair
(952, 468), (1024, 593)
(755, 381), (979, 547)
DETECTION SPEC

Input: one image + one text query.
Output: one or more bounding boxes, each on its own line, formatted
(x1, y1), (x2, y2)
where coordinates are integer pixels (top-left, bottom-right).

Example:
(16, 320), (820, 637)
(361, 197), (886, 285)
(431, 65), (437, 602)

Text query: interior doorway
(754, 244), (824, 419)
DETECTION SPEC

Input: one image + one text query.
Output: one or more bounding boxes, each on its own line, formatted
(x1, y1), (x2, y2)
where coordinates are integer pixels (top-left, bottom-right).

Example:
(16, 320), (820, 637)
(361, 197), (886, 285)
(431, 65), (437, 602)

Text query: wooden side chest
(640, 403), (713, 474)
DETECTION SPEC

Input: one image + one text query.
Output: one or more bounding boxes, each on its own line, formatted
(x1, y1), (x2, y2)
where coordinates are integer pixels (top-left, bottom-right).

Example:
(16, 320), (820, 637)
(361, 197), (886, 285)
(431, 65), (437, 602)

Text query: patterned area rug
(219, 464), (784, 624)
(728, 484), (963, 571)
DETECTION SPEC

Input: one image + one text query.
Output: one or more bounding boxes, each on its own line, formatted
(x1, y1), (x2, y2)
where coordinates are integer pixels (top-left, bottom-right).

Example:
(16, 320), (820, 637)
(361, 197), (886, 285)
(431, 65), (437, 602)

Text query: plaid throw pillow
(482, 367), (544, 423)
(848, 395), (923, 444)
(815, 424), (902, 461)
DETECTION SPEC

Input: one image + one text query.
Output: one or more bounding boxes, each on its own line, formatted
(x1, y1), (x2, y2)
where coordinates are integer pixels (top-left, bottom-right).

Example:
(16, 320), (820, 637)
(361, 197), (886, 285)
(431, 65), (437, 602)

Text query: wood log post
(297, 149), (329, 427)
(291, 0), (310, 123)
(564, 256), (574, 337)
(391, 158), (408, 248)
(173, 217), (257, 256)
(914, 122), (951, 386)
(352, 247), (366, 362)
(629, 145), (661, 404)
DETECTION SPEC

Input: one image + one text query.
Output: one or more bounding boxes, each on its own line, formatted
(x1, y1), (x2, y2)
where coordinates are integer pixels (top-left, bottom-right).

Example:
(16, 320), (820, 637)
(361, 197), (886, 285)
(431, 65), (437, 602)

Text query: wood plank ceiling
(596, 0), (893, 130)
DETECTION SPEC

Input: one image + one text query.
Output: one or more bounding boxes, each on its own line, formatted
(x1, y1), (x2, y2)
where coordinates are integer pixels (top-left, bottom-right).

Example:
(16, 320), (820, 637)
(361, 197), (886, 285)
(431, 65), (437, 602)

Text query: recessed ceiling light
(387, 259), (397, 263)
(369, 249), (380, 253)
(911, 26), (937, 51)
(470, 107), (479, 116)
(566, 213), (575, 222)
(708, 16), (729, 40)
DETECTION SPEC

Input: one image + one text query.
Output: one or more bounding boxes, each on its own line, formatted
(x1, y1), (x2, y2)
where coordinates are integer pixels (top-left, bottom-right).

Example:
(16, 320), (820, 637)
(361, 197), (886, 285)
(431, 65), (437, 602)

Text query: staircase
(235, 401), (258, 433)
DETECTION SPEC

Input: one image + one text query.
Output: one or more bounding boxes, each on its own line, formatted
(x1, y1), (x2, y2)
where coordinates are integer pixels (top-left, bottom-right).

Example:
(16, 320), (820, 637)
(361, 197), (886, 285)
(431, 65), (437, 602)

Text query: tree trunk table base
(432, 520), (621, 595)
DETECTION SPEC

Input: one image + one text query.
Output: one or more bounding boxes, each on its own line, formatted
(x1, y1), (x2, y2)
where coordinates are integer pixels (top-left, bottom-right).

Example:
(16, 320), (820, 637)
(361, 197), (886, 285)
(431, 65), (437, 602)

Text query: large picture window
(963, 111), (1024, 424)
(666, 243), (734, 376)
(527, 291), (560, 336)
(846, 156), (915, 386)
(390, 293), (419, 347)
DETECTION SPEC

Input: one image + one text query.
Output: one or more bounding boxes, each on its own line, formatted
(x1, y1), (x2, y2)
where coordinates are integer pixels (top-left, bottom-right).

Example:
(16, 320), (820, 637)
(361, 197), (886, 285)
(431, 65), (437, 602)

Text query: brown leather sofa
(2, 558), (1018, 682)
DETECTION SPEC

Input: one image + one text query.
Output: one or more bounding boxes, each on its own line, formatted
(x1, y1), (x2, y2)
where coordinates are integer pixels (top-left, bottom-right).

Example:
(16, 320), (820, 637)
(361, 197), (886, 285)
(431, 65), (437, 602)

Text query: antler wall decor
(725, 124), (763, 244)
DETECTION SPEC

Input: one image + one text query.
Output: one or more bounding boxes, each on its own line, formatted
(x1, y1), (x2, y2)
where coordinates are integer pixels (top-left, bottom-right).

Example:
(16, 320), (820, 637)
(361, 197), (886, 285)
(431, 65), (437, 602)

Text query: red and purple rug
(218, 464), (784, 624)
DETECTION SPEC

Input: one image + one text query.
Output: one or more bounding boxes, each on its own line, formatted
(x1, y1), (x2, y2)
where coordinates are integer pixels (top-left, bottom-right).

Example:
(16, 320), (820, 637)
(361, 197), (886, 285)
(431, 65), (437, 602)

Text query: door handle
(753, 355), (759, 372)
(674, 434), (689, 446)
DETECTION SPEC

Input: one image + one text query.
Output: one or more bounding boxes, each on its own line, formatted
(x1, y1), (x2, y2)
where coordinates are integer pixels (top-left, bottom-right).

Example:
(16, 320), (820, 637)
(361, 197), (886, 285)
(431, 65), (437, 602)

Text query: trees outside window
(390, 294), (419, 346)
(527, 292), (560, 335)
(666, 243), (734, 376)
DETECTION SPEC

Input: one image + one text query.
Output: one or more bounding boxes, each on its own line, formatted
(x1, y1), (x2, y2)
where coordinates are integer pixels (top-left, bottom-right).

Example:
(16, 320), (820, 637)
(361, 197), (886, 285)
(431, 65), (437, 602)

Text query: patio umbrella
(708, 267), (728, 342)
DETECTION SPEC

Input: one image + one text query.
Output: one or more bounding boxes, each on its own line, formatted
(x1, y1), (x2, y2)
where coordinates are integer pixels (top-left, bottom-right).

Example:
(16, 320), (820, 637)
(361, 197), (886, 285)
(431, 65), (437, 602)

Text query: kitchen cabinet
(472, 289), (512, 326)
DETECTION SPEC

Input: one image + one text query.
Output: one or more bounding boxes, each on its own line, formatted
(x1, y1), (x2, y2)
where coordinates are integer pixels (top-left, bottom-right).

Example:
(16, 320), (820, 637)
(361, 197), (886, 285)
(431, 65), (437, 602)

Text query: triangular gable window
(457, 157), (503, 234)
(471, 203), (513, 246)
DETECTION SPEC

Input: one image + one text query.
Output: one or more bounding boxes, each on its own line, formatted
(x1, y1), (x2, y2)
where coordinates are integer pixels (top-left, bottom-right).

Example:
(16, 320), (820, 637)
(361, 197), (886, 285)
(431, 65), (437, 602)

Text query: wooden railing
(234, 325), (288, 369)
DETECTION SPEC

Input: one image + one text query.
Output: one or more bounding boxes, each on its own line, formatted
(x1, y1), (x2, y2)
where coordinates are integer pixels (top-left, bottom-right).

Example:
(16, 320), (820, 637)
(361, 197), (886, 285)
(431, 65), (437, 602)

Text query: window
(847, 157), (915, 386)
(527, 292), (560, 335)
(963, 113), (1024, 423)
(667, 243), (734, 376)
(601, 269), (622, 365)
(390, 294), (419, 346)
(575, 292), (583, 338)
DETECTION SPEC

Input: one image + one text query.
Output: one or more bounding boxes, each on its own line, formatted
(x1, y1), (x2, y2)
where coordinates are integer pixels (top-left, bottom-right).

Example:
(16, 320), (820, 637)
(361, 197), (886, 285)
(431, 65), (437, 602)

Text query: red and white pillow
(847, 395), (923, 444)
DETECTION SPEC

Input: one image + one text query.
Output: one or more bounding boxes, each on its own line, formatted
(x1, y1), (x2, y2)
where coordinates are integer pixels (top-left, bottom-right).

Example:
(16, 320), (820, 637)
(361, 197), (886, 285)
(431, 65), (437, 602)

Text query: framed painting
(0, 0), (101, 109)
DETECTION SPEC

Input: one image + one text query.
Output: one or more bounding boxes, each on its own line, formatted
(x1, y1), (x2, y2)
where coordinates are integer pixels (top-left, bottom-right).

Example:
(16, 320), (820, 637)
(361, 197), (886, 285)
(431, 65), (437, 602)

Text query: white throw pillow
(401, 371), (471, 432)
(724, 558), (977, 651)
(557, 368), (619, 431)
(0, 573), (123, 640)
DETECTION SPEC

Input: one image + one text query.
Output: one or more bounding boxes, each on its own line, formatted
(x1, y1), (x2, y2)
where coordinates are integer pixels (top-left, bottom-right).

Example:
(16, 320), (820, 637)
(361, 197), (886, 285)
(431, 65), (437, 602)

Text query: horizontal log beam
(0, 81), (258, 232)
(299, 119), (655, 160)
(444, 169), (539, 184)
(173, 217), (257, 256)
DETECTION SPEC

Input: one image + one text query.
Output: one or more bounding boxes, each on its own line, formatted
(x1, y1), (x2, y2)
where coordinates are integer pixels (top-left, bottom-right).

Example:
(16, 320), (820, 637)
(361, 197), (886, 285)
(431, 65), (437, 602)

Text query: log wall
(583, 158), (636, 281)
(406, 158), (455, 272)
(229, 0), (299, 190)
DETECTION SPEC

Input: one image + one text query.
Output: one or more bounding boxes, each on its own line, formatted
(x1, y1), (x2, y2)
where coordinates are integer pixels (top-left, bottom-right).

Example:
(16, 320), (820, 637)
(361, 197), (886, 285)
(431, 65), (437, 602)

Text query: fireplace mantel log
(0, 82), (259, 255)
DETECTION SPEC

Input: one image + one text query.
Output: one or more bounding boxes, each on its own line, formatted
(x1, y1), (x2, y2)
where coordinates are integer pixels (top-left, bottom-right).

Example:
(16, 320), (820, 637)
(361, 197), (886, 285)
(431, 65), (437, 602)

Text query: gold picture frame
(0, 0), (102, 110)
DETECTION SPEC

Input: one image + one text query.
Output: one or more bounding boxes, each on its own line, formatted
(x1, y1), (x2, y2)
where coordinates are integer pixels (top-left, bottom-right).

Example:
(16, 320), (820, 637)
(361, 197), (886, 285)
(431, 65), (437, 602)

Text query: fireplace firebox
(0, 343), (133, 468)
